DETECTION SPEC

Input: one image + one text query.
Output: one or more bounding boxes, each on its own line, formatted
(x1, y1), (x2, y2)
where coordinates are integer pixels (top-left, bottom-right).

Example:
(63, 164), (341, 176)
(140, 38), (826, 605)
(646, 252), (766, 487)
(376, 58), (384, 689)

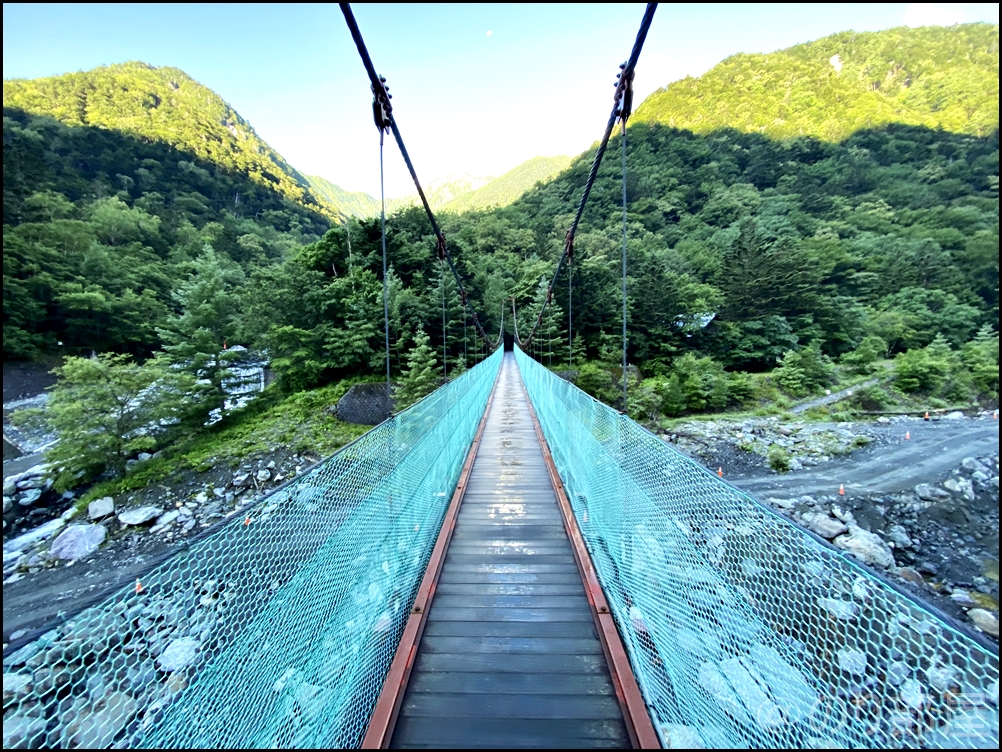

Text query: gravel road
(732, 417), (999, 496)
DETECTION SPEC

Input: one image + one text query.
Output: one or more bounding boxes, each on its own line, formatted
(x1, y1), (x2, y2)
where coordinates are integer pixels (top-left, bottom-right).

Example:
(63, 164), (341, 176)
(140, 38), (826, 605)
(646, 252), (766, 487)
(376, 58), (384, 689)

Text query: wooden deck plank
(389, 353), (630, 749)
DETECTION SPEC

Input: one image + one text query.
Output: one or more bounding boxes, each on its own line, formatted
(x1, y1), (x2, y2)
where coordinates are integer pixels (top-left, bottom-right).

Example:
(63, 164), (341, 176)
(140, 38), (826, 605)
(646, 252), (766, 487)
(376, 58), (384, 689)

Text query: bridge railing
(2, 348), (502, 750)
(515, 346), (999, 750)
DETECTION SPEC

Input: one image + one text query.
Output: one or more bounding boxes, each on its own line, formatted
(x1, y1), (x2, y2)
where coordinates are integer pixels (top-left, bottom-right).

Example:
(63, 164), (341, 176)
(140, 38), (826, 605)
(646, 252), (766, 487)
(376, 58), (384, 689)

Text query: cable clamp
(371, 75), (392, 133)
(615, 62), (635, 123)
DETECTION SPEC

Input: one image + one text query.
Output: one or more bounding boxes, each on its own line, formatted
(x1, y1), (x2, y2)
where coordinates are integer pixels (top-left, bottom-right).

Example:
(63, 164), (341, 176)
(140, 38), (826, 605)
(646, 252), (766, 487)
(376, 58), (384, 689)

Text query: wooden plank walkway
(390, 353), (630, 748)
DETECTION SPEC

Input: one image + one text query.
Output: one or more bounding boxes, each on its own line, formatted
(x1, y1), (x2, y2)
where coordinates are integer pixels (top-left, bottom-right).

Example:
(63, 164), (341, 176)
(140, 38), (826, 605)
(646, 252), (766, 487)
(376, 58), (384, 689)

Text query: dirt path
(788, 377), (883, 414)
(731, 419), (999, 497)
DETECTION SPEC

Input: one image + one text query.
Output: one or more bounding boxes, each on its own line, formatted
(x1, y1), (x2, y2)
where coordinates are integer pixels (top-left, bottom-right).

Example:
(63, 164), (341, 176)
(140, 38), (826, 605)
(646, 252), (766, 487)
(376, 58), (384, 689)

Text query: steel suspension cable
(441, 260), (448, 379)
(340, 3), (497, 350)
(515, 2), (656, 351)
(621, 119), (629, 408)
(379, 132), (391, 389)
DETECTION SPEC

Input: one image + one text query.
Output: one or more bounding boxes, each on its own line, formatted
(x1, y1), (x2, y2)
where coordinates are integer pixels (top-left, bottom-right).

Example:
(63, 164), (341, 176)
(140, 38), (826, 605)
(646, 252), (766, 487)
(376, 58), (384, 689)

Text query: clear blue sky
(4, 3), (999, 197)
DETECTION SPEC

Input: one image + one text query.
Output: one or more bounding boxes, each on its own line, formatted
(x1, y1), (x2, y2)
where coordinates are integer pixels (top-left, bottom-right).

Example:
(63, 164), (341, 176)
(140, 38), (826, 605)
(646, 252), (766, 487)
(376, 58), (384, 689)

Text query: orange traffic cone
(838, 483), (845, 496)
(905, 431), (910, 440)
(135, 579), (144, 594)
(924, 411), (930, 421)
(717, 467), (723, 478)
(244, 516), (251, 526)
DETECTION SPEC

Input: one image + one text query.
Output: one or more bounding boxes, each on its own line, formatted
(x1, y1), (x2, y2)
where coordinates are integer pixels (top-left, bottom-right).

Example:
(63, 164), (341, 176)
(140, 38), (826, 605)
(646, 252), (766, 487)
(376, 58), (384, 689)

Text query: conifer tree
(395, 328), (439, 409)
(157, 246), (247, 425)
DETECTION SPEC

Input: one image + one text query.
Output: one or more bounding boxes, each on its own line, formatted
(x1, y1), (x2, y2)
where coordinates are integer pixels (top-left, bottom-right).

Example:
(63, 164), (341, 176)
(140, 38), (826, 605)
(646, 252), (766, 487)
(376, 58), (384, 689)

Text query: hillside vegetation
(634, 23), (999, 140)
(3, 63), (338, 358)
(3, 21), (998, 468)
(3, 62), (341, 216)
(441, 156), (572, 214)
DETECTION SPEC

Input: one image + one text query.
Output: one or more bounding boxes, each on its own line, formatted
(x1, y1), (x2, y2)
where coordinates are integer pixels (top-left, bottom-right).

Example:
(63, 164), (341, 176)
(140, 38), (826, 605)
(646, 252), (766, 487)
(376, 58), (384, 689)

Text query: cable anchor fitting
(615, 62), (635, 124)
(371, 75), (392, 135)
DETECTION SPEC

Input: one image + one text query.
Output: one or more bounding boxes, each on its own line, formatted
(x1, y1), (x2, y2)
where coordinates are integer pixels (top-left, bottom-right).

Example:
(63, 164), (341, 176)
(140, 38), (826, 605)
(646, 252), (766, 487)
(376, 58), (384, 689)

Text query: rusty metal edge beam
(515, 366), (661, 750)
(361, 363), (504, 749)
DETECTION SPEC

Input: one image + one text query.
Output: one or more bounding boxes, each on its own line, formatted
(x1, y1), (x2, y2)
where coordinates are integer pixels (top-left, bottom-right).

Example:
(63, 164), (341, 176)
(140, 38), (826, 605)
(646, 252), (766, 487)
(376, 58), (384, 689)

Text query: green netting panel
(514, 346), (999, 750)
(2, 348), (502, 750)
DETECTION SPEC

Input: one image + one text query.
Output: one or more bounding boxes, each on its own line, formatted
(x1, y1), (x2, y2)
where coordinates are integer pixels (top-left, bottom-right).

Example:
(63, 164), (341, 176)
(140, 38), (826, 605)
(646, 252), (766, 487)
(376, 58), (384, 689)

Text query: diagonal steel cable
(516, 2), (656, 350)
(340, 3), (497, 350)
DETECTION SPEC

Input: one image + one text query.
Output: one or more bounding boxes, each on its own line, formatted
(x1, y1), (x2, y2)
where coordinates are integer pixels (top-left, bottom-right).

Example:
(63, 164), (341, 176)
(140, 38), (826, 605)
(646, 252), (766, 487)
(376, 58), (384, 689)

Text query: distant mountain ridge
(441, 156), (573, 213)
(3, 62), (573, 220)
(309, 163), (573, 218)
(633, 23), (999, 140)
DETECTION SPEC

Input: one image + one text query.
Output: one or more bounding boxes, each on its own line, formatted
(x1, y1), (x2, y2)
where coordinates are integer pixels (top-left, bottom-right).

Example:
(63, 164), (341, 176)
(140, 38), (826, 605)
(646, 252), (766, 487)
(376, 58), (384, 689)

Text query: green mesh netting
(2, 348), (501, 749)
(515, 345), (999, 750)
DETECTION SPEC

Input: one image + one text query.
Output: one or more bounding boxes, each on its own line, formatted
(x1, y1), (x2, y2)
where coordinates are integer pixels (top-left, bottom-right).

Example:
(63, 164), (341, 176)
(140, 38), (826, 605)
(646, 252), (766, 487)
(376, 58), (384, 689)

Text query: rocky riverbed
(3, 448), (320, 642)
(662, 412), (1000, 643)
(759, 452), (1000, 640)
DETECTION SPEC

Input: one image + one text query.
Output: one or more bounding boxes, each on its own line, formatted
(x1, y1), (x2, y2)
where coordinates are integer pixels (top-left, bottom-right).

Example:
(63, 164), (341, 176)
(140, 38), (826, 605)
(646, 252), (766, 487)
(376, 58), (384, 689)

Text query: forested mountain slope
(3, 62), (342, 217)
(4, 34), (998, 404)
(441, 156), (572, 214)
(303, 174), (380, 218)
(3, 63), (339, 358)
(634, 23), (999, 140)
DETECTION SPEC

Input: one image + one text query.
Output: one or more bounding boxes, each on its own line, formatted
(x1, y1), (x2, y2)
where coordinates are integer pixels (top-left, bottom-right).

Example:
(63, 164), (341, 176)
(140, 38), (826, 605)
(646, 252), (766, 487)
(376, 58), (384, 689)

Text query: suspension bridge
(3, 4), (999, 749)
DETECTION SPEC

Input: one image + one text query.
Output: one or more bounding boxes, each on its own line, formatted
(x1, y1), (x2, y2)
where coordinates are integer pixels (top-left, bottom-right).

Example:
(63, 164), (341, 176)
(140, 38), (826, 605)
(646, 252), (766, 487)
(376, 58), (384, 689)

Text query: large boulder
(88, 497), (115, 520)
(117, 506), (163, 526)
(4, 518), (67, 553)
(914, 483), (951, 502)
(49, 524), (107, 561)
(833, 525), (895, 569)
(801, 512), (847, 539)
(156, 638), (201, 672)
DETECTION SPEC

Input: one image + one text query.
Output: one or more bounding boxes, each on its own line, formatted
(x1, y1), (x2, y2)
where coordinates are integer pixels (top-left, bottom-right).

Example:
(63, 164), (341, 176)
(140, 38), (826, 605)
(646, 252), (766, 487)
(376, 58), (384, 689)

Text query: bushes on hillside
(774, 344), (834, 397)
(840, 335), (887, 374)
(895, 328), (999, 400)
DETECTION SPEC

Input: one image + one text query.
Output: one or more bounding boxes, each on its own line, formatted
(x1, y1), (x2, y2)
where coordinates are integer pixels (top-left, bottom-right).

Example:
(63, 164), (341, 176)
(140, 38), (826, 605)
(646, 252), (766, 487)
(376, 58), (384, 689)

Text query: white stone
(962, 457), (989, 475)
(68, 691), (137, 748)
(899, 678), (926, 710)
(802, 512), (847, 539)
(943, 411), (965, 420)
(88, 497), (115, 520)
(837, 648), (867, 675)
(833, 525), (895, 569)
(4, 517), (66, 553)
(968, 609), (999, 636)
(950, 590), (978, 608)
(157, 637), (201, 671)
(748, 644), (818, 724)
(49, 524), (106, 560)
(3, 672), (32, 697)
(660, 723), (704, 748)
(117, 506), (163, 526)
(818, 597), (857, 621)
(256, 468), (271, 482)
(926, 661), (958, 691)
(2, 715), (48, 748)
(16, 476), (46, 491)
(2, 496), (10, 514)
(150, 510), (180, 532)
(885, 661), (910, 686)
(17, 489), (42, 506)
(914, 483), (951, 502)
